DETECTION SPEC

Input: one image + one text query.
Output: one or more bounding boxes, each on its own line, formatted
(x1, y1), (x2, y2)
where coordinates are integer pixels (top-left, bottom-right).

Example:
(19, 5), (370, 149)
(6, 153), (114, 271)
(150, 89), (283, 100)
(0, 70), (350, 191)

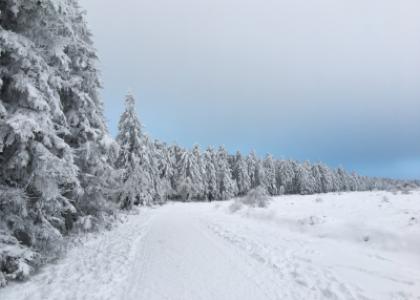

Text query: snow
(1, 191), (420, 300)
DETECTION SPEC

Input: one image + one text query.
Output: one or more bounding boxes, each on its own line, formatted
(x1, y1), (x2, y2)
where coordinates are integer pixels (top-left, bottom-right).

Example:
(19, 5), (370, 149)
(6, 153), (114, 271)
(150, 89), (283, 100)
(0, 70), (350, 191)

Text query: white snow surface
(1, 191), (420, 300)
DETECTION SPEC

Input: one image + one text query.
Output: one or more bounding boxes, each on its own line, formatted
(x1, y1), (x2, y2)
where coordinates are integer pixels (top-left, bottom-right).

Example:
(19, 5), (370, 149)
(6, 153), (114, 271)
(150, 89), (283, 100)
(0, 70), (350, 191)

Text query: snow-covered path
(124, 204), (277, 300)
(1, 191), (420, 300)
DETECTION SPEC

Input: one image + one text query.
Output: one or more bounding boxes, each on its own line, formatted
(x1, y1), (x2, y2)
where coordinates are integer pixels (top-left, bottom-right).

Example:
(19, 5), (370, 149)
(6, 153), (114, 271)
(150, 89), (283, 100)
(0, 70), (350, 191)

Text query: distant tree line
(115, 94), (418, 209)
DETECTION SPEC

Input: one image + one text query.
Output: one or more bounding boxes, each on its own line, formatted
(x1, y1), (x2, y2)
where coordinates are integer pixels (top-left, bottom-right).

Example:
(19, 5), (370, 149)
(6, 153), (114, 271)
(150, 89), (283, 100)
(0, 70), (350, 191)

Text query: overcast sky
(80, 0), (420, 179)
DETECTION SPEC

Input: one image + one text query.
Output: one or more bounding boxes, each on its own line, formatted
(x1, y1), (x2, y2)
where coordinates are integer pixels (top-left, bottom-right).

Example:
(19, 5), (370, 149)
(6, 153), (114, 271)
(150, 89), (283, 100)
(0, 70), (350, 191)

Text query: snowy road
(1, 192), (420, 300)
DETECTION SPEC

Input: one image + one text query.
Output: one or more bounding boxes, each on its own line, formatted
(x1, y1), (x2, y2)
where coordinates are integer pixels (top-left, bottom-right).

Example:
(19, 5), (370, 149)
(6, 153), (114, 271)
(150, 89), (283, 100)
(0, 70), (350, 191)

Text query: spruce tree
(275, 160), (295, 194)
(174, 146), (203, 201)
(263, 154), (277, 195)
(0, 0), (117, 282)
(153, 140), (173, 203)
(116, 93), (152, 208)
(216, 146), (235, 200)
(192, 144), (206, 199)
(247, 150), (258, 189)
(294, 161), (317, 195)
(316, 163), (332, 193)
(203, 147), (217, 201)
(232, 151), (251, 196)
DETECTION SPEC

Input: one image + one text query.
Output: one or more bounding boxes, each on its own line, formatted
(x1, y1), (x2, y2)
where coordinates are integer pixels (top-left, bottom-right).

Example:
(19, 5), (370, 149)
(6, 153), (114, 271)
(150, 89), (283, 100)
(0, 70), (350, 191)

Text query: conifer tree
(232, 151), (251, 196)
(116, 93), (152, 208)
(294, 161), (317, 195)
(0, 0), (117, 282)
(316, 163), (335, 193)
(203, 147), (217, 201)
(153, 140), (173, 203)
(263, 154), (277, 195)
(173, 146), (203, 201)
(275, 160), (295, 194)
(216, 146), (235, 200)
(247, 150), (258, 189)
(192, 144), (206, 199)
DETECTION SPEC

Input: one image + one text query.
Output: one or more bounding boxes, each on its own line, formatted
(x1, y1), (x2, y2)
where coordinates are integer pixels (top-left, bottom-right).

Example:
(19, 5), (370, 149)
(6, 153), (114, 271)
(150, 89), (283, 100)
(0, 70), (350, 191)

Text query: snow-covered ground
(1, 191), (419, 300)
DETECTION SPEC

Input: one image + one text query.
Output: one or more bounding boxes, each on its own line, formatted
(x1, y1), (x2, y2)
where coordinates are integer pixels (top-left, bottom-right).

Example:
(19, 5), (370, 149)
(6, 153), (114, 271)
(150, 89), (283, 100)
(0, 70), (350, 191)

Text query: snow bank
(224, 190), (420, 254)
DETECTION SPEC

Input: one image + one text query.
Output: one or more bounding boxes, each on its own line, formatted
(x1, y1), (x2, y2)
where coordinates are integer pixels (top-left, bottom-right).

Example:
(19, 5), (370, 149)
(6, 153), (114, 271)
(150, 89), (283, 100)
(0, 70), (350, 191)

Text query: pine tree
(141, 134), (159, 203)
(294, 161), (317, 195)
(232, 151), (251, 196)
(311, 164), (323, 194)
(216, 146), (235, 200)
(153, 140), (173, 203)
(247, 150), (258, 189)
(203, 147), (217, 201)
(336, 167), (350, 192)
(263, 154), (277, 195)
(317, 163), (335, 193)
(0, 0), (82, 228)
(275, 160), (295, 194)
(192, 144), (206, 199)
(0, 0), (117, 282)
(173, 146), (203, 201)
(116, 93), (152, 208)
(54, 0), (118, 215)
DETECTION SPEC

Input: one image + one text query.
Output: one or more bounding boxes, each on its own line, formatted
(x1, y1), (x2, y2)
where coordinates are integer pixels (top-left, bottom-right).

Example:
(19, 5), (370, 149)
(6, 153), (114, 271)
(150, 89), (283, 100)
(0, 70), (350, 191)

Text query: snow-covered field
(1, 191), (419, 300)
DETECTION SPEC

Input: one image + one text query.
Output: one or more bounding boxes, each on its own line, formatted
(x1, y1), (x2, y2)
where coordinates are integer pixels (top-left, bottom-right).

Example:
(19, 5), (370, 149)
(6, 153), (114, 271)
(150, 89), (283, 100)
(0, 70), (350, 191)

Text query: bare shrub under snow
(242, 187), (271, 208)
(230, 186), (271, 212)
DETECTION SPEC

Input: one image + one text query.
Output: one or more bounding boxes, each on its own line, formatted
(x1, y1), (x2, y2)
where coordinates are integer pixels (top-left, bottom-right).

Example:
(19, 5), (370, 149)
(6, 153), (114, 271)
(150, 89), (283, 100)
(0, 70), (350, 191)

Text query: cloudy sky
(80, 0), (420, 179)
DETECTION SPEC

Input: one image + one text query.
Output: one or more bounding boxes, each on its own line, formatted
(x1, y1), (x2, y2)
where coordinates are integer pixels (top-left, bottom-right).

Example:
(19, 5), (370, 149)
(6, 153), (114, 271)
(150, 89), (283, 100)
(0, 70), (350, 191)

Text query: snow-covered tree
(246, 150), (267, 190)
(0, 0), (118, 283)
(232, 151), (251, 196)
(191, 145), (206, 199)
(275, 160), (295, 194)
(153, 140), (173, 203)
(203, 147), (217, 201)
(263, 154), (277, 195)
(173, 146), (204, 201)
(215, 146), (236, 200)
(294, 161), (317, 195)
(247, 150), (258, 189)
(316, 163), (335, 193)
(311, 164), (323, 194)
(336, 167), (350, 192)
(141, 134), (160, 202)
(116, 93), (153, 208)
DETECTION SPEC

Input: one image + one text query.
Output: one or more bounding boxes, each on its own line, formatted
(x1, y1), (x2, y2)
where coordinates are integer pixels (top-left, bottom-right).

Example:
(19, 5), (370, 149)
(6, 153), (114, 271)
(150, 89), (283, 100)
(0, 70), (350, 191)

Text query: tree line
(116, 94), (416, 209)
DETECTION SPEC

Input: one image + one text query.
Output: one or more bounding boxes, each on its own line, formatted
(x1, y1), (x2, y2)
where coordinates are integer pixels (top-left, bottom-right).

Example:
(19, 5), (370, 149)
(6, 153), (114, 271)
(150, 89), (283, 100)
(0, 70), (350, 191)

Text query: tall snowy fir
(173, 145), (204, 201)
(275, 160), (295, 194)
(203, 147), (217, 201)
(153, 140), (173, 203)
(232, 151), (251, 196)
(215, 146), (236, 200)
(263, 154), (277, 195)
(294, 161), (317, 195)
(0, 0), (116, 284)
(116, 93), (153, 208)
(57, 0), (119, 216)
(191, 144), (206, 199)
(246, 151), (258, 189)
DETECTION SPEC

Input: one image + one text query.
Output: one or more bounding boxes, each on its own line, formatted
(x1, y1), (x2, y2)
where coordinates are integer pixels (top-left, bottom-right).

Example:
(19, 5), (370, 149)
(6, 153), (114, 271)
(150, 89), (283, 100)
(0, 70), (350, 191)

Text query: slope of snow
(1, 191), (419, 300)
